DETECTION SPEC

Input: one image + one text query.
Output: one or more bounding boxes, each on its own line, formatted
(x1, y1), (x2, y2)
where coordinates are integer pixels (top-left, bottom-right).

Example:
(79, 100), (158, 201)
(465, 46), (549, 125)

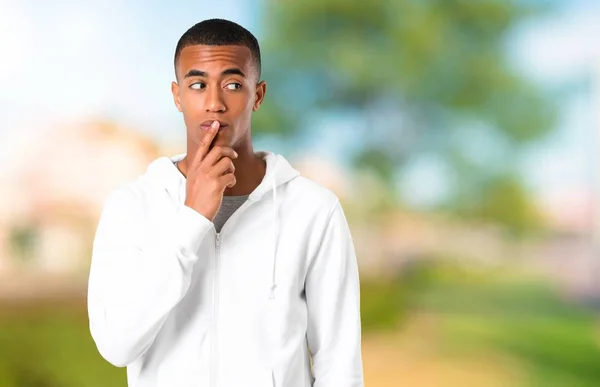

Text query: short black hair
(174, 18), (261, 80)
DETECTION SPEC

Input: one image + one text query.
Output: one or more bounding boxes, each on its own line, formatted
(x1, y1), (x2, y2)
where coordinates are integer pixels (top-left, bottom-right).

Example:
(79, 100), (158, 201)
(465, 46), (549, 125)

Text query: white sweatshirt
(87, 151), (364, 387)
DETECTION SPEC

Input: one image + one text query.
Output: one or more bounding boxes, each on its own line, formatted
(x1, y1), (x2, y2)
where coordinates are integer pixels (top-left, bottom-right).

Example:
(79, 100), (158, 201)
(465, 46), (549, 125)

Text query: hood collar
(143, 151), (300, 300)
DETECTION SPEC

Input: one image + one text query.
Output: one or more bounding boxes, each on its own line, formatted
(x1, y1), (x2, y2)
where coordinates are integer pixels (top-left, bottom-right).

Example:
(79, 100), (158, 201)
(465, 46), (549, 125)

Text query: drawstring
(173, 153), (282, 301)
(269, 176), (278, 300)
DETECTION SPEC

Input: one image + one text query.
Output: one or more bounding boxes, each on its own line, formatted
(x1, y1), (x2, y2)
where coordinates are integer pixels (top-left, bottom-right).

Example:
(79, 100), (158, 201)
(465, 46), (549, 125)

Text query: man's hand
(184, 120), (238, 221)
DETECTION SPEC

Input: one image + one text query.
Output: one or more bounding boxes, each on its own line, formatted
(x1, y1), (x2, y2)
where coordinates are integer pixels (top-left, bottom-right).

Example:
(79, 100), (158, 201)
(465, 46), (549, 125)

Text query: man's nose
(205, 87), (226, 113)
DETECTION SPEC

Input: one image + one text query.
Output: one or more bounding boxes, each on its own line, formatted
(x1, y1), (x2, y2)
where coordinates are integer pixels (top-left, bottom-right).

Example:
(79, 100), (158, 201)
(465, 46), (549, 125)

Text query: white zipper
(210, 198), (255, 387)
(211, 232), (221, 387)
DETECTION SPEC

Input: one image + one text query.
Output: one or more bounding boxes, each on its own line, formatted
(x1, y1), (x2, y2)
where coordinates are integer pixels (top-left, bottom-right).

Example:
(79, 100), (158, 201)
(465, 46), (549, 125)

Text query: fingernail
(211, 120), (219, 129)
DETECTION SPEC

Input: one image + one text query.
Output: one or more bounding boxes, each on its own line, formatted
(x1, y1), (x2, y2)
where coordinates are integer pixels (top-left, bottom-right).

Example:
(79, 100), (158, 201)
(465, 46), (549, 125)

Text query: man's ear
(171, 81), (182, 112)
(252, 80), (267, 111)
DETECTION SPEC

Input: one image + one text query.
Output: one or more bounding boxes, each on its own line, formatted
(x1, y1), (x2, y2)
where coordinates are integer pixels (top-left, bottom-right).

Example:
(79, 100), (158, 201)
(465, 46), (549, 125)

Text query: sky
(0, 0), (259, 139)
(0, 0), (598, 209)
(514, 0), (600, 207)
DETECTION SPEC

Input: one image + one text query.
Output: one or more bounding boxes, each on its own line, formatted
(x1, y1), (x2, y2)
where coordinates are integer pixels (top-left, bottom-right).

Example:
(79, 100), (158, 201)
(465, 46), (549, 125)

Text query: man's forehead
(179, 45), (253, 69)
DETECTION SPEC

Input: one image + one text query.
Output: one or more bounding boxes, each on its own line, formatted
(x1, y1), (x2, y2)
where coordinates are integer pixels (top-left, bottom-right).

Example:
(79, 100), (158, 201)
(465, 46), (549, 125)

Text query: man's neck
(224, 151), (266, 196)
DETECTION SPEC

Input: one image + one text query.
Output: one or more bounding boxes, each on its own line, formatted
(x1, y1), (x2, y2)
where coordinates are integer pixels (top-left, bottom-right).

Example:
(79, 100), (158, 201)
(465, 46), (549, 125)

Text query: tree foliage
(254, 0), (557, 234)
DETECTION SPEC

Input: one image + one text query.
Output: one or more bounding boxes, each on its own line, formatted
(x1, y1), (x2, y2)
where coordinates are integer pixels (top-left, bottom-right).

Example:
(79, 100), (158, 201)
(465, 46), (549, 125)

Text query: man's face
(171, 44), (266, 150)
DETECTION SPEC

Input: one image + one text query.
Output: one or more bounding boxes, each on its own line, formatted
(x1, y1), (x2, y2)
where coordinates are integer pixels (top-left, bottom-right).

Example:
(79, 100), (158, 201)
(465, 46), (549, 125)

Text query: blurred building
(0, 120), (160, 284)
(0, 120), (597, 300)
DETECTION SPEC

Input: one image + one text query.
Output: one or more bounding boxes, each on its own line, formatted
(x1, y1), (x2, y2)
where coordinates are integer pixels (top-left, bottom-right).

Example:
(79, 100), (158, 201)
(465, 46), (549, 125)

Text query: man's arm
(305, 199), (364, 387)
(87, 186), (213, 367)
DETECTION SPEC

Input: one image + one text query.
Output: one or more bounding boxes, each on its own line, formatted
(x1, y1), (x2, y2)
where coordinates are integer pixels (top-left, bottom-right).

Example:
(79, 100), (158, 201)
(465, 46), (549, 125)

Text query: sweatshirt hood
(143, 151), (300, 300)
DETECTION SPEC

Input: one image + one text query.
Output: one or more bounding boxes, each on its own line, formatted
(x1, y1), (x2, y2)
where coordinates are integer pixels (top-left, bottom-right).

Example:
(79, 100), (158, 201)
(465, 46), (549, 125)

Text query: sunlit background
(1, 0), (599, 386)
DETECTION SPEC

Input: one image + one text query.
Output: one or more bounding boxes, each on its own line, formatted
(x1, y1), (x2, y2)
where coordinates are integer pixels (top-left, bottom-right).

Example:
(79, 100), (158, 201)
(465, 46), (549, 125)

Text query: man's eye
(226, 83), (242, 90)
(190, 82), (205, 90)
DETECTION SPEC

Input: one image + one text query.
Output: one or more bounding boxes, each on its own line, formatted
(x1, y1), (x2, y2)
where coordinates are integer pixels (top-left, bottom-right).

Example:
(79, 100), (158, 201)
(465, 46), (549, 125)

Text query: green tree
(254, 0), (557, 234)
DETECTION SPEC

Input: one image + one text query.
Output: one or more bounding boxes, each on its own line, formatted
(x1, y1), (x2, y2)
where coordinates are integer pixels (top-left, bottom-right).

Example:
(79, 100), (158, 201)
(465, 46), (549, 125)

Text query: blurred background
(1, 0), (599, 386)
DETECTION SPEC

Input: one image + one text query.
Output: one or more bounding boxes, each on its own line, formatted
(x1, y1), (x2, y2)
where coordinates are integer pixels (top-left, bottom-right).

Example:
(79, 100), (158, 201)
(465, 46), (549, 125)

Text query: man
(87, 18), (364, 387)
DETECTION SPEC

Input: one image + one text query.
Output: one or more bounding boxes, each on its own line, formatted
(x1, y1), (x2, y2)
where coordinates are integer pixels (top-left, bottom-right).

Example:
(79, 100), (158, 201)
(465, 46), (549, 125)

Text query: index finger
(192, 120), (220, 166)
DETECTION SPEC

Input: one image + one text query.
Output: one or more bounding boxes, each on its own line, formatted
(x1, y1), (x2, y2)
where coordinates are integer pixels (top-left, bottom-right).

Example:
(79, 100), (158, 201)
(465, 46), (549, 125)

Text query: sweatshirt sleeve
(305, 199), (365, 387)
(87, 186), (214, 368)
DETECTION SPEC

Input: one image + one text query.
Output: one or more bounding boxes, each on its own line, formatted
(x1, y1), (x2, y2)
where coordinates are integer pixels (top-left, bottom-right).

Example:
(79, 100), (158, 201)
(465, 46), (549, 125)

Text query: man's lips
(200, 120), (229, 129)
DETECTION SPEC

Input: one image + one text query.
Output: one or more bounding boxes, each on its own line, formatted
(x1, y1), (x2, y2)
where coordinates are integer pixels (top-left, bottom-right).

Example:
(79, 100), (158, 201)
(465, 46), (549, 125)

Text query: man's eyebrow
(221, 68), (246, 78)
(184, 69), (207, 78)
(183, 68), (246, 78)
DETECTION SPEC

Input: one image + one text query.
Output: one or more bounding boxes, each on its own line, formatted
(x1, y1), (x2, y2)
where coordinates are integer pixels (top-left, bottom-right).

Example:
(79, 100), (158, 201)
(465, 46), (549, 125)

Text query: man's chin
(209, 137), (232, 150)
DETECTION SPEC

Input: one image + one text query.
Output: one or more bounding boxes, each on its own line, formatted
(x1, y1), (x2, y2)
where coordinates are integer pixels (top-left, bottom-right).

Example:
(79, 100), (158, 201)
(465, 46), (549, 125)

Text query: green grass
(1, 262), (599, 387)
(0, 301), (125, 387)
(399, 261), (600, 387)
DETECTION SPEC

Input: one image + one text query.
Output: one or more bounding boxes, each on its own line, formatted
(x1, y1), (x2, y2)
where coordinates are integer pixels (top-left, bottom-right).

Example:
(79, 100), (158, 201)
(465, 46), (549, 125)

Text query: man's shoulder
(103, 155), (178, 206)
(286, 175), (341, 211)
(102, 179), (145, 209)
(102, 171), (166, 209)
